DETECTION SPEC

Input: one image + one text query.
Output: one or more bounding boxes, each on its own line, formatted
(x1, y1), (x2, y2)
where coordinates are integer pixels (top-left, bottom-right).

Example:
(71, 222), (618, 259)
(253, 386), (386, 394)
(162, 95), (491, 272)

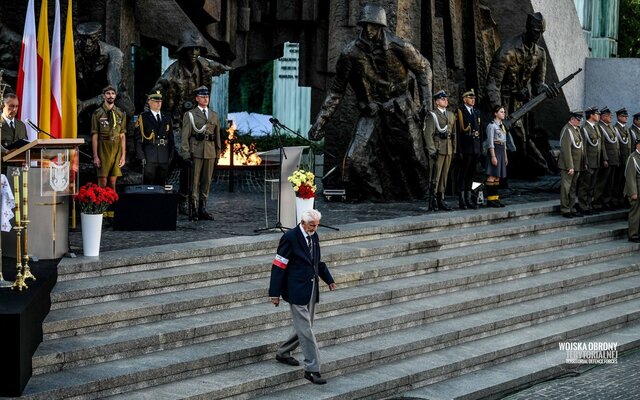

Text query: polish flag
(50, 0), (62, 138)
(16, 0), (39, 140)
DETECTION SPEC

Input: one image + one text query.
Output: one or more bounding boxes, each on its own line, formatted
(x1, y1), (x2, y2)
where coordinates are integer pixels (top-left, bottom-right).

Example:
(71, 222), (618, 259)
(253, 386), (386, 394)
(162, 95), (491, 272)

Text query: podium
(2, 139), (84, 259)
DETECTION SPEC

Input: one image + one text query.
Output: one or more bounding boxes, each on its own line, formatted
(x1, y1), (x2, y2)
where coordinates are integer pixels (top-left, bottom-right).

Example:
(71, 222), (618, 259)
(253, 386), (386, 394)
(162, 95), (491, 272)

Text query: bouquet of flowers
(288, 169), (316, 199)
(74, 183), (119, 214)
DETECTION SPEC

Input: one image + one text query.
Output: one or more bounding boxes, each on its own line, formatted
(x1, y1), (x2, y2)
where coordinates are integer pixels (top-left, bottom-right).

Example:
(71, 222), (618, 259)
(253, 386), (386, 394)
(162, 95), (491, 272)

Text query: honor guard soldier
(455, 89), (482, 209)
(630, 112), (640, 143)
(594, 106), (620, 211)
(91, 85), (126, 189)
(624, 137), (640, 242)
(613, 108), (632, 208)
(424, 90), (456, 211)
(135, 91), (174, 185)
(1, 93), (27, 155)
(180, 85), (221, 221)
(577, 106), (602, 215)
(559, 110), (585, 218)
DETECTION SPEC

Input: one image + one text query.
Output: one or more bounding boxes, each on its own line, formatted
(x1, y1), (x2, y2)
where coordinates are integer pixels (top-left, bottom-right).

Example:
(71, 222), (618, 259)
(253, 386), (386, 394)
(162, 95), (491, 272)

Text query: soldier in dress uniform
(91, 85), (126, 189)
(558, 110), (585, 218)
(613, 108), (632, 208)
(623, 137), (640, 242)
(576, 106), (602, 215)
(630, 112), (640, 143)
(423, 90), (456, 211)
(455, 89), (482, 209)
(593, 107), (620, 211)
(1, 93), (27, 154)
(134, 91), (174, 185)
(180, 86), (221, 221)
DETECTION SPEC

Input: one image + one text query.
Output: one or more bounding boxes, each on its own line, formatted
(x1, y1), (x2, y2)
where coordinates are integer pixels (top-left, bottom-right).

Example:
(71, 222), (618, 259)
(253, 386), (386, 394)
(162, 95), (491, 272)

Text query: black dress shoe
(629, 238), (640, 243)
(304, 371), (327, 385)
(276, 355), (300, 366)
(198, 211), (214, 221)
(562, 213), (574, 218)
(487, 200), (501, 208)
(572, 212), (584, 217)
(582, 209), (593, 215)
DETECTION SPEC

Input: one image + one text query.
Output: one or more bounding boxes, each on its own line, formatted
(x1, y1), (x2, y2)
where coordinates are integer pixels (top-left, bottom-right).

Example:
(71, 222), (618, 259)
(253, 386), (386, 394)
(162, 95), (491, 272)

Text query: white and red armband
(273, 254), (289, 269)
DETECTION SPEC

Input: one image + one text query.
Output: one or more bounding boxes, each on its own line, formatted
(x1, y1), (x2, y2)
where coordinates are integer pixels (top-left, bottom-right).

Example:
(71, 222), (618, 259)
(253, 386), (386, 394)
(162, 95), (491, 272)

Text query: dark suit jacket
(269, 225), (335, 305)
(135, 110), (174, 164)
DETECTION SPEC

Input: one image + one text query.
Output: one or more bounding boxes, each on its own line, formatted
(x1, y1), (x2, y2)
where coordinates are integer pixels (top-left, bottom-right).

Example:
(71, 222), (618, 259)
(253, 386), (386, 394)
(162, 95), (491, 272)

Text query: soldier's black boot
(458, 192), (467, 210)
(189, 199), (198, 221)
(198, 201), (214, 221)
(465, 191), (477, 209)
(428, 184), (438, 211)
(437, 193), (452, 211)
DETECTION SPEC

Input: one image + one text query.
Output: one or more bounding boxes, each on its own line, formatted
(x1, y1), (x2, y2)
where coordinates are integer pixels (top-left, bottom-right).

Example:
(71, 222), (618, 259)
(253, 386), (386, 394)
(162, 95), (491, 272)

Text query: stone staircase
(16, 200), (640, 399)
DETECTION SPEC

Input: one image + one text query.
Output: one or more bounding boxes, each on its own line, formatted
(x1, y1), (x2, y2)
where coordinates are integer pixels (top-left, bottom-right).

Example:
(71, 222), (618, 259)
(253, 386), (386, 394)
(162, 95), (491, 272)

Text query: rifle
(503, 68), (582, 131)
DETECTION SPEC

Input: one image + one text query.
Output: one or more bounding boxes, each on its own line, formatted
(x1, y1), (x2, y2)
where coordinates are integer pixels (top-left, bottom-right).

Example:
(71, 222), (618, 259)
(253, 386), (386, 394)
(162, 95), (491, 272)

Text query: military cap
(102, 85), (117, 94)
(194, 86), (210, 96)
(433, 90), (448, 100)
(147, 90), (162, 101)
(600, 106), (611, 115)
(569, 109), (584, 120)
(76, 22), (102, 37)
(633, 112), (640, 120)
(176, 30), (208, 55)
(462, 89), (475, 98)
(358, 4), (388, 27)
(616, 107), (628, 117)
(585, 106), (600, 117)
(526, 12), (546, 32)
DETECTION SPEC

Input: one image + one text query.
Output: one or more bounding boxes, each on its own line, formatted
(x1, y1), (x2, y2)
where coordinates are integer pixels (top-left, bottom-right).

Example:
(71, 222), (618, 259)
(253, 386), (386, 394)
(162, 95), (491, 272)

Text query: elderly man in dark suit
(269, 209), (337, 385)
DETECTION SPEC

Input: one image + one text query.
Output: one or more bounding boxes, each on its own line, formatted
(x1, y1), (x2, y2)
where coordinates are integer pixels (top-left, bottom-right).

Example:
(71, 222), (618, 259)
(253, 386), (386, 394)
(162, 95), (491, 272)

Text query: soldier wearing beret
(135, 91), (174, 185)
(558, 110), (585, 218)
(423, 90), (456, 211)
(577, 106), (602, 215)
(613, 108), (632, 208)
(180, 86), (221, 221)
(91, 85), (126, 189)
(624, 137), (640, 242)
(593, 106), (620, 211)
(455, 89), (482, 209)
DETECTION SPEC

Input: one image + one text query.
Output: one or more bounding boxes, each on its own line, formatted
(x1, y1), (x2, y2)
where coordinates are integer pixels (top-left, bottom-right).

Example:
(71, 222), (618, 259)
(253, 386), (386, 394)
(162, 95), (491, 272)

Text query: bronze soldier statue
(308, 3), (432, 202)
(485, 12), (559, 176)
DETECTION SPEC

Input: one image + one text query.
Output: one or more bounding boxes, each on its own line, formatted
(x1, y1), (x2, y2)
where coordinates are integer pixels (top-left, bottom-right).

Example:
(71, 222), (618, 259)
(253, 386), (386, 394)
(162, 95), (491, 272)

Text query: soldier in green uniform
(613, 108), (632, 208)
(594, 107), (619, 211)
(423, 90), (456, 211)
(1, 93), (27, 154)
(630, 112), (640, 143)
(576, 106), (602, 215)
(558, 110), (585, 218)
(180, 86), (221, 221)
(624, 137), (640, 242)
(91, 85), (126, 189)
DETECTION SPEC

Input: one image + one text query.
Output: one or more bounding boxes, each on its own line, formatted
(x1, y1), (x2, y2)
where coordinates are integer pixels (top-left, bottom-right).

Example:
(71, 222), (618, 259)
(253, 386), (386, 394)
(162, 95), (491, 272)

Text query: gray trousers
(276, 280), (321, 373)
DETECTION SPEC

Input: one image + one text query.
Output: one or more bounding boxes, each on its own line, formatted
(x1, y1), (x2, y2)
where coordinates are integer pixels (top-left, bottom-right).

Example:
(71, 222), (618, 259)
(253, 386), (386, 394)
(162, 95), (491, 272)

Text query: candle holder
(11, 225), (27, 291)
(21, 167), (34, 281)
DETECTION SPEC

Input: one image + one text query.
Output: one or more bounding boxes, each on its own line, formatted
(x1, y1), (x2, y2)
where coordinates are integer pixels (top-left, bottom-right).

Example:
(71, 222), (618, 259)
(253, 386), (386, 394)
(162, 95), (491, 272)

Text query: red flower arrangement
(74, 183), (119, 214)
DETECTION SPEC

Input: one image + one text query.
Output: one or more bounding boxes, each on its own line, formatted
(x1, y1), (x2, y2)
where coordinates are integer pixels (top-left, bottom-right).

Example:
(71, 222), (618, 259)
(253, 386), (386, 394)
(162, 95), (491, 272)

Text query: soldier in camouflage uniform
(91, 85), (126, 189)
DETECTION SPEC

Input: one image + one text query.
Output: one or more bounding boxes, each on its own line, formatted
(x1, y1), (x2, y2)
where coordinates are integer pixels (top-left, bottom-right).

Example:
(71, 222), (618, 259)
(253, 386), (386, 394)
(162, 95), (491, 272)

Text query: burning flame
(217, 122), (263, 166)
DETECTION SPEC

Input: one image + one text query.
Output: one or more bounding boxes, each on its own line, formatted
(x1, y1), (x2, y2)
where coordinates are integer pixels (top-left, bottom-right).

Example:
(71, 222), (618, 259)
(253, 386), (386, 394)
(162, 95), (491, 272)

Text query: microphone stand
(269, 119), (339, 231)
(254, 121), (289, 233)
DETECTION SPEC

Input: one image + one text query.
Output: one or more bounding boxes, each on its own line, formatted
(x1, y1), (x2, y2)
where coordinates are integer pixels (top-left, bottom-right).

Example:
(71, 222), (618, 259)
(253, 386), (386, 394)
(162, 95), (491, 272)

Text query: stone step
(41, 221), (628, 340)
(94, 291), (640, 400)
(33, 257), (640, 384)
(49, 211), (624, 310)
(253, 321), (640, 400)
(54, 201), (575, 281)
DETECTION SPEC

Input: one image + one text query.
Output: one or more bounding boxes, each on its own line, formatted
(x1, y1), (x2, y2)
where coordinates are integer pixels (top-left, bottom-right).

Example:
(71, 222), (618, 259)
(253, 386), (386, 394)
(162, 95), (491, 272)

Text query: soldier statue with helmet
(308, 3), (433, 202)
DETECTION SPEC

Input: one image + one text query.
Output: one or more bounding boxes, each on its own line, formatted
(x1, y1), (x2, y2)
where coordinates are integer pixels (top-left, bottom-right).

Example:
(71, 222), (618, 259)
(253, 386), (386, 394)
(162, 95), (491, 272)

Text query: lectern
(2, 139), (84, 260)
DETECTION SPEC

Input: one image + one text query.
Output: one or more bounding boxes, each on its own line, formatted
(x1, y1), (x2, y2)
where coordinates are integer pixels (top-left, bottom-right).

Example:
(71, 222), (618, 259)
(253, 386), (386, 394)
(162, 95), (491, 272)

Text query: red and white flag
(51, 0), (62, 138)
(16, 0), (39, 140)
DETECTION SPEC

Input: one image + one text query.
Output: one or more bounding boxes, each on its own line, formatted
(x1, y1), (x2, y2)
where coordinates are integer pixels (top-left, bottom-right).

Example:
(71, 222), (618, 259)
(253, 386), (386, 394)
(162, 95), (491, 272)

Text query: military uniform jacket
(134, 110), (174, 164)
(91, 105), (126, 140)
(456, 106), (482, 155)
(424, 109), (456, 156)
(1, 118), (27, 149)
(581, 122), (602, 169)
(630, 124), (640, 143)
(268, 225), (335, 305)
(558, 123), (584, 172)
(181, 108), (221, 160)
(624, 150), (640, 197)
(614, 122), (632, 163)
(598, 121), (620, 166)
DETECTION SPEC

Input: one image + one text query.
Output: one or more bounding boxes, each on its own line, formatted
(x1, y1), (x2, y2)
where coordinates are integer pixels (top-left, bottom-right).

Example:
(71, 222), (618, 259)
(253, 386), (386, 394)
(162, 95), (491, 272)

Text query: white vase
(81, 213), (103, 257)
(295, 197), (315, 224)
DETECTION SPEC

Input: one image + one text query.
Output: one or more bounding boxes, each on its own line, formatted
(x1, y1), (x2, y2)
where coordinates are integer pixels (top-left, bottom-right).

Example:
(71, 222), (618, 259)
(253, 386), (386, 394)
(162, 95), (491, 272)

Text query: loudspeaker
(113, 185), (177, 230)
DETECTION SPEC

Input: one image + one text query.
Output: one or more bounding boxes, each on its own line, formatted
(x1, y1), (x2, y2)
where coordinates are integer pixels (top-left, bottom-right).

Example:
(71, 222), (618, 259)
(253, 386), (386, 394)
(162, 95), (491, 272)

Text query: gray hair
(301, 209), (322, 223)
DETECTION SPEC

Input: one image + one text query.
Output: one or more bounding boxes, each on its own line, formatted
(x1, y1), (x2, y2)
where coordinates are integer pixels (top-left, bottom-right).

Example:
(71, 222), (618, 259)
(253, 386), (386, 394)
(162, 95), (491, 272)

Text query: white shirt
(2, 115), (15, 126)
(151, 111), (161, 120)
(199, 107), (208, 119)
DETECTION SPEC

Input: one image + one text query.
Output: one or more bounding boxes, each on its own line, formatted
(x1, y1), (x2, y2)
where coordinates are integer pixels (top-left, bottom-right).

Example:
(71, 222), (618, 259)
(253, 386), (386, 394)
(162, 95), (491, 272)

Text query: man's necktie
(156, 113), (161, 126)
(202, 108), (208, 119)
(9, 121), (15, 134)
(306, 235), (313, 257)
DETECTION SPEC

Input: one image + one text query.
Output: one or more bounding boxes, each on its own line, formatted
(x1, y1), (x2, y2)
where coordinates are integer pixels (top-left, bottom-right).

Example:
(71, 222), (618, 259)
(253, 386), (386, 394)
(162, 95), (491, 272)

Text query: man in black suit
(455, 89), (482, 209)
(134, 91), (174, 185)
(269, 209), (337, 385)
(1, 93), (28, 154)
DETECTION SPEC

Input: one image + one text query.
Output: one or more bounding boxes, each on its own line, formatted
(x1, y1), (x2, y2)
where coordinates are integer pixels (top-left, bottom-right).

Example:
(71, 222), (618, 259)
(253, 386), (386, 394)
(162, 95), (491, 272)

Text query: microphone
(269, 117), (280, 125)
